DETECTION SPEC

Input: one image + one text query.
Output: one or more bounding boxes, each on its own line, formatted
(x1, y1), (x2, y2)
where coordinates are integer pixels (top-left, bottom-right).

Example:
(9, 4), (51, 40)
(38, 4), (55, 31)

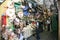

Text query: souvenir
(44, 0), (51, 9)
(10, 24), (15, 31)
(23, 5), (29, 16)
(1, 14), (7, 26)
(6, 0), (15, 20)
(34, 0), (43, 5)
(2, 31), (8, 40)
(28, 2), (32, 8)
(6, 8), (15, 17)
(17, 12), (23, 19)
(14, 17), (20, 26)
(19, 33), (24, 40)
(14, 2), (22, 13)
(6, 1), (15, 23)
(50, 0), (54, 4)
(7, 1), (14, 8)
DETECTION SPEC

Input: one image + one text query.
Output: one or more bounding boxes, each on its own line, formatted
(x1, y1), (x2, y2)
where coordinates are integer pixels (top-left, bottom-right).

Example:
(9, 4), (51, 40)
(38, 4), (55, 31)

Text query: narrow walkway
(28, 31), (57, 40)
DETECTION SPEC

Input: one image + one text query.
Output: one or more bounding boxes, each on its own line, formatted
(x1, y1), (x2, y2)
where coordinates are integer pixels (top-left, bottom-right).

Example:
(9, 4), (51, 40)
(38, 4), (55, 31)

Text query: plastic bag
(19, 33), (24, 40)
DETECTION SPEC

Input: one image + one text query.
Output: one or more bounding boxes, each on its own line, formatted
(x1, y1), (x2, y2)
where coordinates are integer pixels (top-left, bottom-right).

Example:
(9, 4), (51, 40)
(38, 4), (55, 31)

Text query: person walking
(36, 21), (40, 40)
(46, 17), (51, 31)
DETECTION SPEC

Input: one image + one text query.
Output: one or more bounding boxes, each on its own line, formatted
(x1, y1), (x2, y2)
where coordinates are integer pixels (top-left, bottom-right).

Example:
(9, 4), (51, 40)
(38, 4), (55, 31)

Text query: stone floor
(28, 31), (57, 40)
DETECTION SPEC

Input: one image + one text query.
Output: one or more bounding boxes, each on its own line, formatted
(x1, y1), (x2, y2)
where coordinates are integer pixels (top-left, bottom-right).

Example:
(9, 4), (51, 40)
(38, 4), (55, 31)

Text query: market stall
(0, 0), (58, 40)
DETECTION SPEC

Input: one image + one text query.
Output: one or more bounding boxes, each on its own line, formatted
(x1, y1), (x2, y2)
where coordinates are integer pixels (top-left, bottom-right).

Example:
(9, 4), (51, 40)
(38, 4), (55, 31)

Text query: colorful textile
(2, 15), (6, 25)
(23, 5), (29, 16)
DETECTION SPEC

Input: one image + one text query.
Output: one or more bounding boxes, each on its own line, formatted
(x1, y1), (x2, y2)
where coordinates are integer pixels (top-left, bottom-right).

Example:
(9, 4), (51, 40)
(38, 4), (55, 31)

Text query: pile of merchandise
(1, 0), (55, 40)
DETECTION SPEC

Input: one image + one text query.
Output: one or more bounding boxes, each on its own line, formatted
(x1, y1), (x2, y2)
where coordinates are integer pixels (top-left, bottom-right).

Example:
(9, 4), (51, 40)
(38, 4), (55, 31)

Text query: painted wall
(0, 0), (10, 19)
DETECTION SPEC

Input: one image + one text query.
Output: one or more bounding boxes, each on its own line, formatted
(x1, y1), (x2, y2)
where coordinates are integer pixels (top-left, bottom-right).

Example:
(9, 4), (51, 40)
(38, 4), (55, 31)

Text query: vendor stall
(23, 23), (36, 40)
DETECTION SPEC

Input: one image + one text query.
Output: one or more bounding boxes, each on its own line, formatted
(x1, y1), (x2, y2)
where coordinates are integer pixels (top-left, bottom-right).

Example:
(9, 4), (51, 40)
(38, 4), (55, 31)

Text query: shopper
(46, 17), (51, 31)
(35, 12), (43, 32)
(36, 21), (40, 40)
(35, 13), (41, 40)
